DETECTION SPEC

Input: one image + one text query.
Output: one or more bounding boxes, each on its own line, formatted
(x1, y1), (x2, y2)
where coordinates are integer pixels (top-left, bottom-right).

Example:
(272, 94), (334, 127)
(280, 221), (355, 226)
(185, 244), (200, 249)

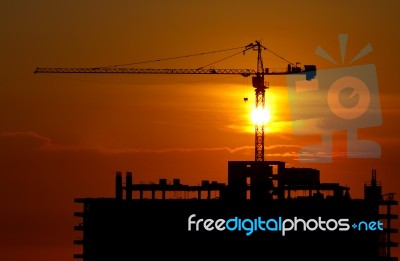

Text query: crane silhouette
(34, 40), (316, 161)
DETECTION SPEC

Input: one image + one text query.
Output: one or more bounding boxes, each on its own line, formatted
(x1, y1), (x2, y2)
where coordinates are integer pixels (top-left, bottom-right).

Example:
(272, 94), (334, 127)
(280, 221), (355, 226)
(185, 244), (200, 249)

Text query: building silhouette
(73, 161), (398, 260)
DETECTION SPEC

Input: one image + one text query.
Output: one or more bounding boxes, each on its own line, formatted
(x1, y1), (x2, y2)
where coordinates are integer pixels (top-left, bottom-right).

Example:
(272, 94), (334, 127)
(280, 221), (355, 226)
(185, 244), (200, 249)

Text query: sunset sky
(1, 0), (400, 260)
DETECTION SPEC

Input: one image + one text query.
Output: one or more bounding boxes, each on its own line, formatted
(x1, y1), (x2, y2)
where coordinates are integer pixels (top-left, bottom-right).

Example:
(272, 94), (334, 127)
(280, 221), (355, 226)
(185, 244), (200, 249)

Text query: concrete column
(126, 172), (132, 200)
(115, 171), (123, 200)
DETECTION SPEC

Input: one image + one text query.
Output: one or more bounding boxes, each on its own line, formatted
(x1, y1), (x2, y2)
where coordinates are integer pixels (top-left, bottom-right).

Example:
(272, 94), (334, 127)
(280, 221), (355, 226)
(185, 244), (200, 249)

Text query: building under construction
(33, 38), (397, 260)
(73, 160), (398, 261)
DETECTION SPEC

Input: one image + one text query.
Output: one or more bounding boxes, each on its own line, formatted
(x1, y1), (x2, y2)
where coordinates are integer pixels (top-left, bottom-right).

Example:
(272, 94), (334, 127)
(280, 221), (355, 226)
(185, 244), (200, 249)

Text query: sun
(251, 107), (271, 125)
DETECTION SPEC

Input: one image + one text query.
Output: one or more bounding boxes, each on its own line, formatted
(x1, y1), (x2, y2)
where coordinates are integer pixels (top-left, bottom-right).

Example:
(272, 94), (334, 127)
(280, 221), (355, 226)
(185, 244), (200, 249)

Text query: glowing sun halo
(251, 107), (271, 125)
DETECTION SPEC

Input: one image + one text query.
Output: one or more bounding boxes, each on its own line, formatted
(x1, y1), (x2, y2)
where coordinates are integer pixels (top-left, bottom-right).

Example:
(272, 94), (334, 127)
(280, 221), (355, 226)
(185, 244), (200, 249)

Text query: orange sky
(1, 0), (400, 260)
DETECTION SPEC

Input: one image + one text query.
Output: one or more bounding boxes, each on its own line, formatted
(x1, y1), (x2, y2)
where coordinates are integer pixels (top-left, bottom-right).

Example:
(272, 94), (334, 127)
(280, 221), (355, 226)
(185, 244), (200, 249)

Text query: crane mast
(249, 41), (268, 161)
(34, 41), (316, 162)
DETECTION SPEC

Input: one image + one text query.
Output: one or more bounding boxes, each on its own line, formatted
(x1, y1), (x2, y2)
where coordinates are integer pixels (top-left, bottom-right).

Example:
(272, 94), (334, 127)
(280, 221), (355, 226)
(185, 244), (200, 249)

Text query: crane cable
(98, 42), (297, 71)
(99, 46), (247, 69)
(195, 42), (298, 71)
(265, 48), (297, 67)
(196, 49), (248, 70)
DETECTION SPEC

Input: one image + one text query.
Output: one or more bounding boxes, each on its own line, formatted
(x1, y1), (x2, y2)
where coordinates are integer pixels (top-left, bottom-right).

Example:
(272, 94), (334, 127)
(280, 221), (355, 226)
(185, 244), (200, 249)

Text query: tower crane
(34, 40), (316, 162)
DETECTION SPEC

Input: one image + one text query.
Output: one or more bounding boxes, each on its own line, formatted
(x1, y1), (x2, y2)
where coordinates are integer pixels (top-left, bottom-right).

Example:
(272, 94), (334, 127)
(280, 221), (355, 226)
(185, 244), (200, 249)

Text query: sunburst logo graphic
(286, 34), (382, 163)
(316, 34), (373, 65)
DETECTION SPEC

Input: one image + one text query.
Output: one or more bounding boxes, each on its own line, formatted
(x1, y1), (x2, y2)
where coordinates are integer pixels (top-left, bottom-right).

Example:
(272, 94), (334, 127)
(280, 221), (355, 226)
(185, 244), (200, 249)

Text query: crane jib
(34, 66), (316, 79)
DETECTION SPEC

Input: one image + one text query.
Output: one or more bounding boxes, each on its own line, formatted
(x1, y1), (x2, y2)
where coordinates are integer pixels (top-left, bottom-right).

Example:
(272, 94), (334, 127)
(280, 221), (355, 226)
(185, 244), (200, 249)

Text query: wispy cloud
(0, 131), (306, 159)
(0, 131), (51, 151)
(5, 131), (371, 161)
(293, 150), (348, 162)
(99, 146), (254, 155)
(0, 131), (51, 144)
(100, 144), (304, 156)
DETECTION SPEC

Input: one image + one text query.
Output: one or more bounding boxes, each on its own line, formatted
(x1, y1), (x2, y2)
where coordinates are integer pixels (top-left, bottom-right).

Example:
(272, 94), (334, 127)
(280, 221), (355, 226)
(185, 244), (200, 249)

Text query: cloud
(4, 130), (362, 163)
(0, 131), (51, 152)
(0, 131), (305, 160)
(100, 146), (252, 154)
(293, 150), (348, 162)
(88, 144), (304, 158)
